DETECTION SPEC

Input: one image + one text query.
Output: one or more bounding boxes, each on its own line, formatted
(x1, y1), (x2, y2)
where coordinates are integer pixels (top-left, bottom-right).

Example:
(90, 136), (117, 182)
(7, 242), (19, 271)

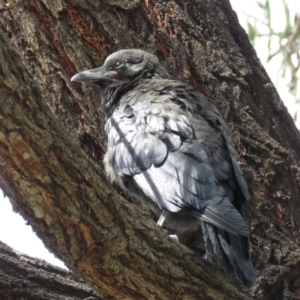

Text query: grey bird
(71, 49), (256, 287)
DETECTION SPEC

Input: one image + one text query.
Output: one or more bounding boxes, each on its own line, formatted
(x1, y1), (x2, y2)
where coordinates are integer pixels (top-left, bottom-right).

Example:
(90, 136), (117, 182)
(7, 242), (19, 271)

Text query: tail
(202, 221), (256, 287)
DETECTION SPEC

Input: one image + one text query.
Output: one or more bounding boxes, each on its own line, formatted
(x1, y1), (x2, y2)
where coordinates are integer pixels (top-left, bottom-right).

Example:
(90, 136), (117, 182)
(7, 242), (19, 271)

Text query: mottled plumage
(71, 49), (256, 287)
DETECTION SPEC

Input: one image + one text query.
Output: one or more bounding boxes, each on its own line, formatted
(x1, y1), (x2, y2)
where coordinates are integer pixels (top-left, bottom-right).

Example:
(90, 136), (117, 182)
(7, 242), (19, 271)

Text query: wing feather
(105, 92), (250, 236)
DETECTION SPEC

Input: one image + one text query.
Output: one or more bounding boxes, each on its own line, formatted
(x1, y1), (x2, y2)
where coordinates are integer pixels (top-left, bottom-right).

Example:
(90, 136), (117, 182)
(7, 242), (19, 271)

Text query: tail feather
(191, 196), (250, 236)
(202, 221), (256, 287)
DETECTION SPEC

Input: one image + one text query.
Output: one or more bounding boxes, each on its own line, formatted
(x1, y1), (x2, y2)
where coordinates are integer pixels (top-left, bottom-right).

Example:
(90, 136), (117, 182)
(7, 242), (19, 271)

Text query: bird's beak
(71, 66), (108, 84)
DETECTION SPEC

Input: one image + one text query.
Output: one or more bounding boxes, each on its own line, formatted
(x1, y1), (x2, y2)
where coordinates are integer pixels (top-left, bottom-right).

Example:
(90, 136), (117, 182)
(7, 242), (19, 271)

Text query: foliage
(245, 0), (300, 122)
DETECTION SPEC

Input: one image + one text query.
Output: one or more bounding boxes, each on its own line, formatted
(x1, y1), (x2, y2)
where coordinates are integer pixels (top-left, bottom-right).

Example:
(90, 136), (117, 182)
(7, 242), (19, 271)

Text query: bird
(71, 49), (256, 287)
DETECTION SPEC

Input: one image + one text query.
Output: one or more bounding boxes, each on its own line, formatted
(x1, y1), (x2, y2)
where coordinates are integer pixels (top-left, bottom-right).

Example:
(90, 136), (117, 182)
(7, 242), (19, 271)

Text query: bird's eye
(114, 62), (122, 68)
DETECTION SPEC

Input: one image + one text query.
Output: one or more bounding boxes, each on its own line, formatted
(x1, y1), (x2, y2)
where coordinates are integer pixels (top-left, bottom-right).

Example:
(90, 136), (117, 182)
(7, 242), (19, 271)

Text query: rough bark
(0, 0), (299, 299)
(0, 26), (247, 300)
(0, 241), (102, 300)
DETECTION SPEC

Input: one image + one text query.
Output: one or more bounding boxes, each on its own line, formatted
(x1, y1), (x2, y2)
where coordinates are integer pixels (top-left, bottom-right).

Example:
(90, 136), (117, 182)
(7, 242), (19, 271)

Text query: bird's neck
(100, 68), (171, 117)
(100, 76), (150, 117)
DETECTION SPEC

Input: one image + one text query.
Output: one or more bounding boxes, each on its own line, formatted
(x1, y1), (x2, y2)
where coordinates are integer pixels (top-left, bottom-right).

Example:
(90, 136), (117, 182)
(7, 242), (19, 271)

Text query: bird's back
(104, 78), (248, 225)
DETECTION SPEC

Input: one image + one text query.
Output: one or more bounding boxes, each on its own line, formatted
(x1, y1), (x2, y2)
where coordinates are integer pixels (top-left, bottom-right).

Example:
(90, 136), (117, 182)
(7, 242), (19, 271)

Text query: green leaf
(264, 0), (271, 28)
(247, 20), (258, 41)
(282, 0), (292, 38)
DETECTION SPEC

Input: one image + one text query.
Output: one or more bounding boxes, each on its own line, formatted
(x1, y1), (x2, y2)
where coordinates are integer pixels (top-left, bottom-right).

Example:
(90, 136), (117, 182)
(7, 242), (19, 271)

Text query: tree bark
(0, 0), (300, 299)
(0, 241), (103, 300)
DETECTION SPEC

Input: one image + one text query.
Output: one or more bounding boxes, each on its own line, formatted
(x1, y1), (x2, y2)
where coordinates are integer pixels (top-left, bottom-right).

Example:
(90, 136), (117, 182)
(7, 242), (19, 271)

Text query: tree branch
(0, 241), (102, 299)
(1, 0), (300, 298)
(0, 29), (248, 299)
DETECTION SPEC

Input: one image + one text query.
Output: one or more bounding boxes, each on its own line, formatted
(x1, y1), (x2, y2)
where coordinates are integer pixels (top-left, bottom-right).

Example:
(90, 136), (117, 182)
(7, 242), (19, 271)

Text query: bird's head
(71, 49), (170, 88)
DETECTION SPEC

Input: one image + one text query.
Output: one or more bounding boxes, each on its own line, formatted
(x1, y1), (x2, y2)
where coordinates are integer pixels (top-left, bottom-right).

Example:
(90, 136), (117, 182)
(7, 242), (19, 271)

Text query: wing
(105, 90), (249, 236)
(158, 81), (251, 207)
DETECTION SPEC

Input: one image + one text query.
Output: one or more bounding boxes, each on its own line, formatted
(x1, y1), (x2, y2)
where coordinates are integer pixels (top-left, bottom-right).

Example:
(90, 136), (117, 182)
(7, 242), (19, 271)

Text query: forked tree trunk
(0, 0), (300, 299)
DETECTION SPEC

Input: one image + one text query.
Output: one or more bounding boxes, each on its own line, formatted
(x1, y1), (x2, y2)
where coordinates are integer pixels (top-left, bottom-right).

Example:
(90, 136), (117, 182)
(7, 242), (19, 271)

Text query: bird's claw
(168, 234), (179, 243)
(203, 252), (213, 262)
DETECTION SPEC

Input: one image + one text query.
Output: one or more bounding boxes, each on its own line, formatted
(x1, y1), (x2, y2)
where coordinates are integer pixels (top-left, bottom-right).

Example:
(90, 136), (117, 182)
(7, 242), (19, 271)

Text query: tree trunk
(0, 241), (103, 299)
(0, 0), (299, 299)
